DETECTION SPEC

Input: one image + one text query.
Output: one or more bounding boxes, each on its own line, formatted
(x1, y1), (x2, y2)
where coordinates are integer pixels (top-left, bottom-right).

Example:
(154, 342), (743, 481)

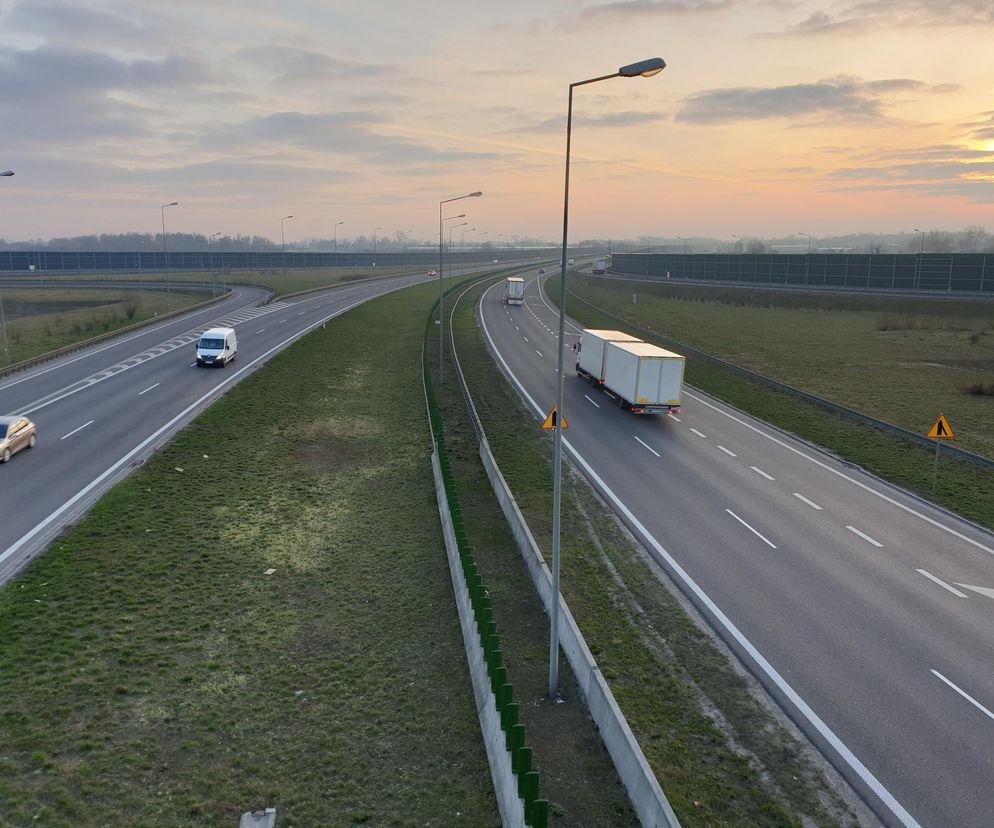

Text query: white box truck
(504, 277), (525, 305)
(196, 327), (237, 367)
(602, 340), (684, 414)
(593, 259), (607, 274)
(574, 329), (642, 384)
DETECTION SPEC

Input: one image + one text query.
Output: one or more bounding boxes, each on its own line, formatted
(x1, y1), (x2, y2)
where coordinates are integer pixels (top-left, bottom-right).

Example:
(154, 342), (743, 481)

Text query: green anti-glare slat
(529, 800), (548, 828)
(512, 743), (530, 775)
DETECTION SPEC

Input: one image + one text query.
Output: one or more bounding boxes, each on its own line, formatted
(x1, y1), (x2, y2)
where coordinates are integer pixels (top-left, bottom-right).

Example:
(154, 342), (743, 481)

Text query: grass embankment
(559, 277), (994, 530)
(446, 278), (860, 827)
(0, 288), (203, 364)
(0, 280), (497, 826)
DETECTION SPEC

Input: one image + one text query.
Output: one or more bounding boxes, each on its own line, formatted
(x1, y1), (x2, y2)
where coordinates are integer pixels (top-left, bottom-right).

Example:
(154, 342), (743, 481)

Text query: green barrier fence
(423, 287), (548, 828)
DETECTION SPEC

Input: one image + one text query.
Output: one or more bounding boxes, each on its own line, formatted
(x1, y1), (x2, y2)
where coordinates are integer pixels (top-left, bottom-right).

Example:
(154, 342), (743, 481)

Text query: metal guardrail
(565, 288), (994, 471)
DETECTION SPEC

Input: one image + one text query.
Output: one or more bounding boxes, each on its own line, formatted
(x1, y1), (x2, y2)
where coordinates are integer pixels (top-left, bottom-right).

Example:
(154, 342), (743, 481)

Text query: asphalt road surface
(0, 273), (435, 584)
(479, 270), (994, 828)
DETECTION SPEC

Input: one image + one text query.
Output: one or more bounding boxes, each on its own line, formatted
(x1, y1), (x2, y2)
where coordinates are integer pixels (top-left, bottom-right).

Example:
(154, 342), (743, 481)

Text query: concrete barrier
(476, 439), (680, 828)
(431, 449), (526, 828)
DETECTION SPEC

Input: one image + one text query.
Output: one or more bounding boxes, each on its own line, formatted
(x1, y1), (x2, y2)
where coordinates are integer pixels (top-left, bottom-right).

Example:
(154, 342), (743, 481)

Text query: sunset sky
(1, 0), (993, 245)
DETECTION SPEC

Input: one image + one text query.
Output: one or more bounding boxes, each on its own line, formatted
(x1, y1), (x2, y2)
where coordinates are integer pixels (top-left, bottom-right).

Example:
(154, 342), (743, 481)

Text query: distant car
(0, 415), (36, 464)
(427, 270), (437, 278)
(538, 267), (546, 274)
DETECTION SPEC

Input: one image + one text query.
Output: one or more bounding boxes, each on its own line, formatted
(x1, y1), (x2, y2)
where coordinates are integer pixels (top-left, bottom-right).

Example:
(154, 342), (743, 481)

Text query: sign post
(926, 414), (955, 491)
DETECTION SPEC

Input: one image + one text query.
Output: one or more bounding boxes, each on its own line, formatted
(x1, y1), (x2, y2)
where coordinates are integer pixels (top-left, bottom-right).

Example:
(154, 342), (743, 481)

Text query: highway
(0, 272), (433, 584)
(478, 270), (994, 828)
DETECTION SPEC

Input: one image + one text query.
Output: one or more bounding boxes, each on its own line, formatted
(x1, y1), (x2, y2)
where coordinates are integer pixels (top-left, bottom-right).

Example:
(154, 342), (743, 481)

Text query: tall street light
(449, 221), (468, 278)
(731, 234), (743, 282)
(549, 56), (666, 698)
(334, 221), (344, 264)
(281, 215), (294, 283)
(209, 232), (222, 295)
(914, 228), (926, 290)
(461, 228), (475, 277)
(0, 170), (14, 365)
(479, 231), (489, 269)
(160, 201), (178, 311)
(372, 226), (382, 266)
(797, 232), (812, 285)
(438, 191), (481, 383)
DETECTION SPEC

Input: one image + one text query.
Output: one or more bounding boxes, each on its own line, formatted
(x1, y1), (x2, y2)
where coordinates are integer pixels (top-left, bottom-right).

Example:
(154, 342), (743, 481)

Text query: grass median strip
(0, 280), (497, 826)
(452, 279), (864, 826)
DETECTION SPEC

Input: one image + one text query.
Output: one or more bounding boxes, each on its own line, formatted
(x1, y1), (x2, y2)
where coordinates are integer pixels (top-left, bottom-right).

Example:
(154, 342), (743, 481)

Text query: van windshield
(199, 338), (224, 350)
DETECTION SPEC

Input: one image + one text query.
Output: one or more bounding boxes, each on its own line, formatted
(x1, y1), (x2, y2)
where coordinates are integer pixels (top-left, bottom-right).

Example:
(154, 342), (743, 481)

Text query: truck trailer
(575, 329), (684, 414)
(574, 329), (642, 384)
(504, 277), (525, 305)
(592, 259), (607, 274)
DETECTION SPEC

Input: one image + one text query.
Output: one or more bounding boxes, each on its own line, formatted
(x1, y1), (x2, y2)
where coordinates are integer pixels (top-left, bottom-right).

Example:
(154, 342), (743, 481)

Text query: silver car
(0, 415), (36, 463)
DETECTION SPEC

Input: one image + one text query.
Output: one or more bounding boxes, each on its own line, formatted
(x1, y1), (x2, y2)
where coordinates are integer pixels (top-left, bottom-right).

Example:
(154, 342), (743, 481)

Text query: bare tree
(122, 292), (141, 320)
(745, 238), (768, 254)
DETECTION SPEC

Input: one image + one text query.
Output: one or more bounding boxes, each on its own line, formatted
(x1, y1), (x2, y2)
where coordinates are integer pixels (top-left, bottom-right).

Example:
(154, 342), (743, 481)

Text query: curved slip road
(0, 273), (435, 584)
(479, 270), (994, 828)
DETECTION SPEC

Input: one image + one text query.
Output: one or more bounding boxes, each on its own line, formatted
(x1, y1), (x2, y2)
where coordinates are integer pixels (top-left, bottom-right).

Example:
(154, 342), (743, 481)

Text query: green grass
(1, 288), (205, 364)
(558, 276), (994, 530)
(448, 278), (861, 827)
(0, 279), (497, 827)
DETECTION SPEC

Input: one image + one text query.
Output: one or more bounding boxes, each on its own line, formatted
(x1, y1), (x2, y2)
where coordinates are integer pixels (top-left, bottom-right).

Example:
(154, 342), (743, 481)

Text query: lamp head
(0, 170), (14, 177)
(469, 191), (482, 197)
(619, 57), (666, 78)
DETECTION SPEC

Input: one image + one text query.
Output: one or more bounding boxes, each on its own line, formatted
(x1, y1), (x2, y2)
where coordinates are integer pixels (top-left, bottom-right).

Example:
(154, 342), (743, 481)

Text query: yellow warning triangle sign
(542, 405), (568, 430)
(927, 414), (955, 439)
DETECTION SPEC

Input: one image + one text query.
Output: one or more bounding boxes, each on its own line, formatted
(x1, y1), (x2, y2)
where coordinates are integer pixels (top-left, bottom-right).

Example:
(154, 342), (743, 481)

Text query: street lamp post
(372, 226), (382, 267)
(461, 229), (475, 277)
(281, 215), (294, 283)
(0, 170), (12, 364)
(549, 57), (666, 698)
(731, 234), (743, 282)
(676, 235), (687, 279)
(208, 232), (222, 295)
(914, 228), (926, 290)
(798, 232), (812, 285)
(438, 192), (482, 383)
(334, 221), (344, 266)
(160, 201), (178, 311)
(479, 231), (489, 270)
(449, 221), (468, 279)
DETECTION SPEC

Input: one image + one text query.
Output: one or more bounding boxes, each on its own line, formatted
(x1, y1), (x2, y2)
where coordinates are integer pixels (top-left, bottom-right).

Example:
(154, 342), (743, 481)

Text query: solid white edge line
(1, 295), (372, 570)
(584, 395), (600, 408)
(634, 436), (661, 457)
(847, 525), (883, 547)
(685, 388), (994, 558)
(717, 445), (737, 457)
(60, 420), (94, 440)
(725, 508), (777, 549)
(690, 427), (707, 439)
(931, 670), (994, 722)
(478, 280), (921, 828)
(138, 383), (160, 396)
(751, 466), (775, 481)
(792, 492), (823, 511)
(915, 570), (968, 598)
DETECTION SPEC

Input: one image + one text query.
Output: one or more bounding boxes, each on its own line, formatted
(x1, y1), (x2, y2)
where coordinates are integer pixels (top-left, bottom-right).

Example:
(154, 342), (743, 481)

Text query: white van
(196, 327), (237, 368)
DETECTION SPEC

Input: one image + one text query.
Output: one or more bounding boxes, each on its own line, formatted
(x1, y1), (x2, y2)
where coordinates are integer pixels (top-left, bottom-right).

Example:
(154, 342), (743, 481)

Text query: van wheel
(28, 434), (36, 449)
(2, 448), (10, 463)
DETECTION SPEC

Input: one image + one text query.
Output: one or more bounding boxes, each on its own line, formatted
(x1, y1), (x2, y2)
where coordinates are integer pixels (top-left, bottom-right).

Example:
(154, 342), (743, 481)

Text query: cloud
(199, 111), (504, 167)
(675, 76), (937, 125)
(0, 45), (218, 148)
(773, 0), (994, 36)
(570, 0), (732, 24)
(235, 46), (394, 85)
(510, 110), (665, 134)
